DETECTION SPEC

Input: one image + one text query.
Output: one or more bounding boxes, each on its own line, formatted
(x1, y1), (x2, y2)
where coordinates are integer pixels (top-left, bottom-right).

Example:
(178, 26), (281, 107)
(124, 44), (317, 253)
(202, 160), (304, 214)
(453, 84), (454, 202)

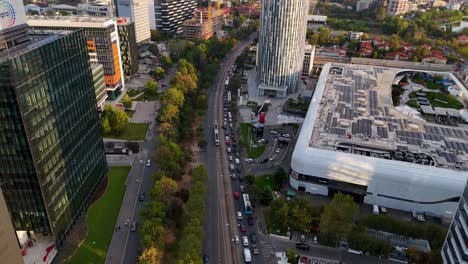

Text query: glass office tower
(0, 27), (108, 245)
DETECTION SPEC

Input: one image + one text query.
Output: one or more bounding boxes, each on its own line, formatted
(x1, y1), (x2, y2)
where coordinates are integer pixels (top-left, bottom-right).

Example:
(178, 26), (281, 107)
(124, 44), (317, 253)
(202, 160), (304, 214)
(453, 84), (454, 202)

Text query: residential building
(77, 1), (114, 17)
(182, 6), (223, 40)
(1, 12), (108, 251)
(307, 15), (327, 26)
(154, 0), (197, 34)
(384, 51), (409, 60)
(0, 190), (22, 264)
(422, 50), (447, 64)
(290, 62), (468, 217)
(257, 0), (309, 97)
(92, 64), (108, 110)
(117, 17), (139, 77)
(457, 35), (468, 44)
(302, 44), (315, 76)
(433, 0), (448, 7)
(356, 0), (377, 11)
(446, 2), (461, 10)
(441, 179), (468, 263)
(359, 40), (374, 57)
(115, 0), (150, 43)
(349, 31), (364, 41)
(28, 16), (125, 99)
(387, 0), (410, 16)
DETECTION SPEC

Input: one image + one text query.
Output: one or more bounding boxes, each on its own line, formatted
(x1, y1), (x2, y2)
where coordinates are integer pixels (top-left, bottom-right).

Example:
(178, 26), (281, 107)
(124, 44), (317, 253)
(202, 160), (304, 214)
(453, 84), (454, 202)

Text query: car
(313, 235), (318, 244)
(203, 254), (209, 264)
(225, 136), (230, 141)
(240, 185), (245, 193)
(234, 192), (240, 200)
(235, 235), (240, 245)
(269, 156), (275, 161)
(250, 232), (257, 243)
(247, 216), (254, 226)
(236, 167), (241, 173)
(231, 174), (236, 180)
(258, 138), (265, 143)
(300, 233), (306, 242)
(237, 211), (243, 220)
(296, 243), (310, 250)
(230, 164), (235, 171)
(229, 155), (233, 161)
(300, 256), (308, 264)
(235, 158), (240, 164)
(146, 159), (151, 167)
(275, 148), (280, 154)
(245, 158), (253, 163)
(227, 147), (231, 153)
(281, 133), (290, 138)
(226, 140), (231, 145)
(260, 158), (269, 164)
(239, 222), (246, 232)
(139, 192), (145, 202)
(236, 152), (240, 158)
(242, 236), (249, 247)
(269, 130), (278, 135)
(229, 123), (233, 128)
(252, 245), (259, 255)
(131, 221), (137, 232)
(238, 175), (243, 182)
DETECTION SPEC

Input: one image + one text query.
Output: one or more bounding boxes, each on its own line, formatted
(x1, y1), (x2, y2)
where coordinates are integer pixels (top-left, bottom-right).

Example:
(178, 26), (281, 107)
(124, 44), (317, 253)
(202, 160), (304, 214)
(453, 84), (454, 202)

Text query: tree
(389, 34), (401, 50)
(375, 7), (387, 23)
(144, 80), (159, 98)
(172, 72), (197, 94)
(269, 198), (289, 232)
(140, 220), (165, 249)
(286, 248), (297, 264)
(139, 246), (162, 264)
(151, 175), (178, 202)
(122, 93), (132, 109)
(161, 87), (184, 108)
(159, 104), (179, 123)
(273, 167), (288, 187)
(161, 55), (173, 68)
(309, 33), (319, 45)
(110, 107), (128, 133)
(148, 44), (159, 56)
(362, 33), (369, 40)
(150, 30), (164, 41)
(320, 193), (359, 245)
(261, 186), (274, 205)
(153, 66), (166, 80)
(318, 26), (331, 45)
(101, 117), (111, 134)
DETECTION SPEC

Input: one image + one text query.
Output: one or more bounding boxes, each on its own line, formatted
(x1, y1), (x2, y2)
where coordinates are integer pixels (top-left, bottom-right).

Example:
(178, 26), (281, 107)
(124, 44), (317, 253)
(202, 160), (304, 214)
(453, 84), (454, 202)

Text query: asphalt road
(203, 36), (255, 264)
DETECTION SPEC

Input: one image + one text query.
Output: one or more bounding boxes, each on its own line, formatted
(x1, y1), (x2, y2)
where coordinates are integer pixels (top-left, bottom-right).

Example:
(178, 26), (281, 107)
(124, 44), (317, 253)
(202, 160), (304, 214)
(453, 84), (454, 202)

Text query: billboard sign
(0, 0), (26, 30)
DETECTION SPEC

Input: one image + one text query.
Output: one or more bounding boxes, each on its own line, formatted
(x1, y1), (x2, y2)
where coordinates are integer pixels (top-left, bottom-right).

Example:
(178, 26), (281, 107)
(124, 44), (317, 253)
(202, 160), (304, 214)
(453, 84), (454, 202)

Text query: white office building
(290, 63), (468, 217)
(115, 0), (150, 43)
(257, 0), (309, 98)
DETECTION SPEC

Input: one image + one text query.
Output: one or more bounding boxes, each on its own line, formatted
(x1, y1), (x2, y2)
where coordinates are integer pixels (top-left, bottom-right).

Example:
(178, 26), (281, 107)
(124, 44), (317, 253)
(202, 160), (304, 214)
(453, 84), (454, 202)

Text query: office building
(1, 10), (107, 251)
(115, 0), (150, 43)
(387, 0), (410, 15)
(257, 0), (309, 97)
(356, 0), (377, 12)
(182, 6), (223, 40)
(302, 44), (315, 76)
(290, 63), (468, 217)
(441, 179), (468, 264)
(117, 17), (139, 77)
(0, 190), (23, 264)
(92, 64), (108, 110)
(77, 1), (114, 17)
(154, 0), (197, 34)
(28, 16), (125, 99)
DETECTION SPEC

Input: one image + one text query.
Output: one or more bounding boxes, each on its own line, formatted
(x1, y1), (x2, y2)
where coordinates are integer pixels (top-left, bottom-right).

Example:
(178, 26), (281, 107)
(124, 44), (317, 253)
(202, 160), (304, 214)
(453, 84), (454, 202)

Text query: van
(243, 248), (251, 263)
(373, 205), (379, 215)
(380, 207), (387, 214)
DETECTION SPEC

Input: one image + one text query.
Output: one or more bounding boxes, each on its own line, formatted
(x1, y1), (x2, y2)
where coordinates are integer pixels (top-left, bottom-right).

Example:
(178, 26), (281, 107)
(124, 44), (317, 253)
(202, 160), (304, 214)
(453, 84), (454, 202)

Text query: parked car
(252, 245), (259, 255)
(231, 174), (236, 180)
(146, 159), (151, 167)
(247, 216), (254, 226)
(250, 232), (257, 243)
(275, 148), (280, 154)
(203, 254), (209, 264)
(260, 158), (268, 164)
(230, 164), (235, 171)
(239, 222), (246, 232)
(229, 155), (233, 161)
(227, 147), (231, 153)
(313, 235), (318, 244)
(245, 158), (253, 163)
(296, 243), (310, 250)
(269, 156), (275, 161)
(269, 130), (278, 135)
(131, 221), (137, 232)
(235, 158), (240, 165)
(237, 211), (243, 220)
(242, 236), (249, 247)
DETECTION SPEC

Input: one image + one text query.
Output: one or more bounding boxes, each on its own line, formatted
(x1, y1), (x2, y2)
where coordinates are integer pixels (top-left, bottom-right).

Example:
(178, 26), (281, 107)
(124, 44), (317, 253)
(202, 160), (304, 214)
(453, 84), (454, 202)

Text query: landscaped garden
(240, 123), (266, 158)
(68, 166), (130, 264)
(105, 122), (149, 141)
(409, 91), (464, 109)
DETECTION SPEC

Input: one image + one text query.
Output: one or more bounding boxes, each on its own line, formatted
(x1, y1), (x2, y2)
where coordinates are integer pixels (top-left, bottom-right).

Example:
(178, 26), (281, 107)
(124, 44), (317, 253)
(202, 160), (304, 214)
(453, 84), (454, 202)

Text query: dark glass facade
(0, 29), (108, 245)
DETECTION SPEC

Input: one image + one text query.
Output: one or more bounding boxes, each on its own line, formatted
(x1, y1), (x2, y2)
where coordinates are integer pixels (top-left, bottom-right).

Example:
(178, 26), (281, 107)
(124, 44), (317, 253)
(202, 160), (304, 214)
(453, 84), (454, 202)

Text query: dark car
(236, 167), (241, 173)
(139, 192), (145, 202)
(250, 232), (257, 243)
(239, 222), (246, 232)
(296, 243), (310, 250)
(260, 158), (269, 164)
(247, 216), (254, 226)
(203, 254), (209, 264)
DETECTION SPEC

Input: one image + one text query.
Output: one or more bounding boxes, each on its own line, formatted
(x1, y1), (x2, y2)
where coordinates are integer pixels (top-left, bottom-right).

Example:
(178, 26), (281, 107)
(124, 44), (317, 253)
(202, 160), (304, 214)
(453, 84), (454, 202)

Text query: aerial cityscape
(1, 0), (468, 264)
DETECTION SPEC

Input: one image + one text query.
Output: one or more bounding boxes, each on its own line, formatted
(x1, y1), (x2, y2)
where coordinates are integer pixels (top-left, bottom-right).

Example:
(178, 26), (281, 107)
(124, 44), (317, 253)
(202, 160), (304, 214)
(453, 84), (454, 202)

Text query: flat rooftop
(27, 15), (114, 28)
(309, 63), (468, 170)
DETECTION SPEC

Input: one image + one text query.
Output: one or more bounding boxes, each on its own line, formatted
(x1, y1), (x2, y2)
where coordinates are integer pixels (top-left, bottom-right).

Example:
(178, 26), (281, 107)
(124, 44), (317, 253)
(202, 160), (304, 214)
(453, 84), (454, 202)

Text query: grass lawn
(406, 99), (419, 108)
(240, 123), (266, 158)
(69, 166), (130, 264)
(408, 91), (463, 109)
(256, 174), (280, 191)
(104, 123), (149, 141)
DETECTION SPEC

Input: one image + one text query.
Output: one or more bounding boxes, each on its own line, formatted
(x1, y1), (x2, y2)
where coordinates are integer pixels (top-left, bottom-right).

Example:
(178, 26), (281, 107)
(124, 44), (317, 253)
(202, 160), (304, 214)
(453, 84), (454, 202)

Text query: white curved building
(290, 63), (468, 217)
(257, 0), (308, 97)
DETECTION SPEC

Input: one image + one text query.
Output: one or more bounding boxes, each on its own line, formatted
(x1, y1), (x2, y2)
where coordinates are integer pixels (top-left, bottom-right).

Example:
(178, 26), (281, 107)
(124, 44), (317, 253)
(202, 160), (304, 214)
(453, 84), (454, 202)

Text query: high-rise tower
(257, 0), (309, 97)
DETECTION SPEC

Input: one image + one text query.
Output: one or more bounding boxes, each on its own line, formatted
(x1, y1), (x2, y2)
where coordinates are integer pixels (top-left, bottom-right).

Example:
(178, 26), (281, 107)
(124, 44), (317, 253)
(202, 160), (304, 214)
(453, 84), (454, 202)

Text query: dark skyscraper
(0, 24), (108, 245)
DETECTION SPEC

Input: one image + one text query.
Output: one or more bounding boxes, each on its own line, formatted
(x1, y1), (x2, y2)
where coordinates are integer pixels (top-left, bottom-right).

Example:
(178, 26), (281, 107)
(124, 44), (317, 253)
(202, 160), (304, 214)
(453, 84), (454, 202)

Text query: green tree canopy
(161, 87), (185, 109)
(122, 93), (132, 109)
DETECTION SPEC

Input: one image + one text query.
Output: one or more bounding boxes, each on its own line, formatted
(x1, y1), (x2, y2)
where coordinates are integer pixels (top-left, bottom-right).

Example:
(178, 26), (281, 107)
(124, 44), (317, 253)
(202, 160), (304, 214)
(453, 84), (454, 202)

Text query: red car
(234, 192), (240, 200)
(226, 140), (231, 145)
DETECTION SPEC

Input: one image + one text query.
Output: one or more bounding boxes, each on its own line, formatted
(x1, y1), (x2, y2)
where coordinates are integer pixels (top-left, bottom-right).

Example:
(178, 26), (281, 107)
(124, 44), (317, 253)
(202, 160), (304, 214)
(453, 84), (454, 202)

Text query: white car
(237, 211), (243, 220)
(235, 158), (240, 165)
(269, 156), (275, 161)
(231, 174), (236, 180)
(235, 235), (240, 245)
(225, 136), (230, 141)
(229, 155), (233, 161)
(242, 236), (249, 247)
(227, 147), (231, 153)
(245, 158), (253, 163)
(230, 164), (235, 171)
(240, 185), (245, 193)
(275, 148), (280, 154)
(146, 159), (151, 167)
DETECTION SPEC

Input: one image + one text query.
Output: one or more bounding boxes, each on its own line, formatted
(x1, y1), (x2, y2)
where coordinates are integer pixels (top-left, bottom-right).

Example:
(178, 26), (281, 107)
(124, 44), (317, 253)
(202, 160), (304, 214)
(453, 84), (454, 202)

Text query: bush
(125, 142), (140, 153)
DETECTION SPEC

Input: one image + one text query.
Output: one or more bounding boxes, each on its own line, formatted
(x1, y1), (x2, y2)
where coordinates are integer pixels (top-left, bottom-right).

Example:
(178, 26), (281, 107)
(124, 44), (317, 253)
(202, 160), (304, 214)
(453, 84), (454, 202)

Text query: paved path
(130, 101), (158, 123)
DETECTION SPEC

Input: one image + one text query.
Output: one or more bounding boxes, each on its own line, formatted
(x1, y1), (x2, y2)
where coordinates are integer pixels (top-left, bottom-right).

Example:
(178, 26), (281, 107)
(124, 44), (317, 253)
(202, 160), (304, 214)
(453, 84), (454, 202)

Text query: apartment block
(154, 0), (197, 34)
(115, 0), (151, 43)
(117, 17), (139, 77)
(182, 6), (223, 40)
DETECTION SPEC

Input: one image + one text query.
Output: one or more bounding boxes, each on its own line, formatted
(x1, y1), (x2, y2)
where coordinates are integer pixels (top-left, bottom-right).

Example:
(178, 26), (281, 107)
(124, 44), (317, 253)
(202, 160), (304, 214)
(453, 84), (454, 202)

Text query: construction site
(182, 1), (224, 40)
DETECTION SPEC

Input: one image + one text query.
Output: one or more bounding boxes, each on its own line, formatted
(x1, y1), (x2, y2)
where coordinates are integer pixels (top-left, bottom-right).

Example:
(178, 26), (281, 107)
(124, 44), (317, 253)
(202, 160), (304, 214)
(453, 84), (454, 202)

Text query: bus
(242, 194), (252, 215)
(214, 122), (220, 146)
